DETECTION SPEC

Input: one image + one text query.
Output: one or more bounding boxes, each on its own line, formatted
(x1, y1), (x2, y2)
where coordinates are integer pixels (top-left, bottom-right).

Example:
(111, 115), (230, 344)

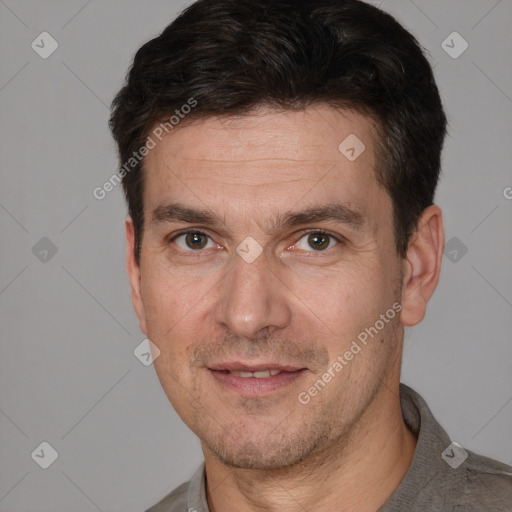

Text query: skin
(126, 105), (444, 511)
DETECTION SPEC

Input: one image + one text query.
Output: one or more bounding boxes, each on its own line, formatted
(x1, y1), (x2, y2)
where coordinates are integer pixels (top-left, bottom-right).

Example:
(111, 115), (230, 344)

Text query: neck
(203, 383), (417, 512)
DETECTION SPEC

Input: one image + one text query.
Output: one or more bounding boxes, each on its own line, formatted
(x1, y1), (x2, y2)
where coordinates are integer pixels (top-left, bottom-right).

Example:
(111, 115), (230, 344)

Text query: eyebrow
(276, 203), (365, 231)
(152, 203), (222, 226)
(151, 202), (365, 231)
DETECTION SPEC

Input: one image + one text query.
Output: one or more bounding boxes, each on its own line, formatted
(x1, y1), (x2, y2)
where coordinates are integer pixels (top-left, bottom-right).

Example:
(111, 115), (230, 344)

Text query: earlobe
(400, 205), (444, 327)
(125, 218), (148, 335)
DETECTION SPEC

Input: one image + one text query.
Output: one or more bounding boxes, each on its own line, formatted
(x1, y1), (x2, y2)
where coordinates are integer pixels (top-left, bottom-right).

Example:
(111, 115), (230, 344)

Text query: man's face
(128, 105), (406, 469)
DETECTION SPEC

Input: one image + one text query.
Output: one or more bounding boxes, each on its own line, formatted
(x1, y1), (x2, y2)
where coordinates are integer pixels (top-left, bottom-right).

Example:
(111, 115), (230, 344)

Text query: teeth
(253, 370), (271, 378)
(229, 369), (282, 378)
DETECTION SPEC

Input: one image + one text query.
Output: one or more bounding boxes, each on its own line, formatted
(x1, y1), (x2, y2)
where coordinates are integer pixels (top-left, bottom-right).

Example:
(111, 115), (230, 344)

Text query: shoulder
(394, 384), (512, 511)
(144, 481), (189, 512)
(455, 449), (512, 510)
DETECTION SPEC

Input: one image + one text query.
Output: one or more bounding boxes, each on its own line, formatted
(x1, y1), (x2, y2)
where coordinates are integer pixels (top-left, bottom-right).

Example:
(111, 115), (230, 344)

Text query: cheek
(139, 262), (216, 364)
(289, 262), (387, 326)
(141, 272), (204, 404)
(139, 272), (187, 351)
(141, 257), (199, 321)
(293, 265), (399, 371)
(140, 278), (170, 329)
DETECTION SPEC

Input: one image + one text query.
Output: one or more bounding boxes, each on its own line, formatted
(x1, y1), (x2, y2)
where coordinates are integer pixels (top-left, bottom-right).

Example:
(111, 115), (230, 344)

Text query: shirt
(145, 383), (512, 511)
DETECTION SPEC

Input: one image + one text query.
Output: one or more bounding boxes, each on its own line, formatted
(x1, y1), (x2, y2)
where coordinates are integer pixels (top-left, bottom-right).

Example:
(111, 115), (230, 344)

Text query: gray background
(0, 0), (511, 510)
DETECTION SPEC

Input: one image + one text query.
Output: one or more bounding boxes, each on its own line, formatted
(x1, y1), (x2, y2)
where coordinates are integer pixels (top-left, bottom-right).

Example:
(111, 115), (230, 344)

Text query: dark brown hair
(109, 0), (447, 263)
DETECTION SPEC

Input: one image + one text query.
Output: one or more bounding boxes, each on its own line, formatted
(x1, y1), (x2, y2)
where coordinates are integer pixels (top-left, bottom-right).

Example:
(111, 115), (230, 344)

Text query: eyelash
(292, 228), (345, 252)
(167, 228), (345, 254)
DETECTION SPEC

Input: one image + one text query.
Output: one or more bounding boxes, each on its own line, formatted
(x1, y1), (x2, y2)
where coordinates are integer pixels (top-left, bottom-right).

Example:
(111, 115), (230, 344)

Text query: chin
(215, 450), (304, 470)
(205, 432), (326, 471)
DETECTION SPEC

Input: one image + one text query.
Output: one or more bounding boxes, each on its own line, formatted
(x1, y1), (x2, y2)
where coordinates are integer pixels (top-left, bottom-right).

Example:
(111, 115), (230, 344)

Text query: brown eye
(185, 232), (208, 249)
(174, 231), (214, 251)
(307, 233), (330, 250)
(294, 231), (338, 252)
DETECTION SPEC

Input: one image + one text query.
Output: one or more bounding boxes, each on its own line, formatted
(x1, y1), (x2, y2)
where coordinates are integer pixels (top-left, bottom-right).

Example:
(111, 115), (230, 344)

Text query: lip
(207, 362), (308, 396)
(208, 361), (303, 372)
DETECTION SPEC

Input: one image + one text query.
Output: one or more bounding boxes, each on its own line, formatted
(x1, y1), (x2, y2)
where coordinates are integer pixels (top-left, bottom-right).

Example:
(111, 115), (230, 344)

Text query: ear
(400, 205), (444, 326)
(125, 217), (148, 335)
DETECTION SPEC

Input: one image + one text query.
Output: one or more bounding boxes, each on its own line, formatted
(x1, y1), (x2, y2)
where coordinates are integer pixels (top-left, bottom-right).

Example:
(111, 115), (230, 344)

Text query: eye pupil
(186, 232), (208, 249)
(308, 233), (329, 250)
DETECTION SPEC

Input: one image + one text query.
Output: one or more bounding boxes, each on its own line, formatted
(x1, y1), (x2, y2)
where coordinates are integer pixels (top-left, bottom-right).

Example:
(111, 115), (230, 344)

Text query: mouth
(220, 369), (283, 378)
(207, 362), (308, 396)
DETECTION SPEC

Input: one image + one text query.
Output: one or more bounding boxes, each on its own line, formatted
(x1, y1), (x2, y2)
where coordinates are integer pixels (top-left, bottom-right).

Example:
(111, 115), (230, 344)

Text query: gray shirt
(146, 383), (512, 511)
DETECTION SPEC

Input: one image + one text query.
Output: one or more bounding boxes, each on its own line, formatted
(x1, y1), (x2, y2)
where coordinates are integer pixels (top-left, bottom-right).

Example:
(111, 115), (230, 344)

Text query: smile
(221, 369), (282, 378)
(208, 364), (308, 396)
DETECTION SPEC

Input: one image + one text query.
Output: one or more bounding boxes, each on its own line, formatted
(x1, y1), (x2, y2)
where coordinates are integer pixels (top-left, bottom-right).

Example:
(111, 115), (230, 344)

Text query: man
(109, 0), (512, 510)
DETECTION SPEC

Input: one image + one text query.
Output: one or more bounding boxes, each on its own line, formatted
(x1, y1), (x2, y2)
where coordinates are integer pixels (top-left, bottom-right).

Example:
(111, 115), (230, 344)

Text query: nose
(213, 250), (292, 339)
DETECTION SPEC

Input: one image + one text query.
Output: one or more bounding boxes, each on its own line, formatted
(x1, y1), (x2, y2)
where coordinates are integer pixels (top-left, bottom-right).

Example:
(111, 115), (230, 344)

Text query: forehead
(142, 105), (389, 228)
